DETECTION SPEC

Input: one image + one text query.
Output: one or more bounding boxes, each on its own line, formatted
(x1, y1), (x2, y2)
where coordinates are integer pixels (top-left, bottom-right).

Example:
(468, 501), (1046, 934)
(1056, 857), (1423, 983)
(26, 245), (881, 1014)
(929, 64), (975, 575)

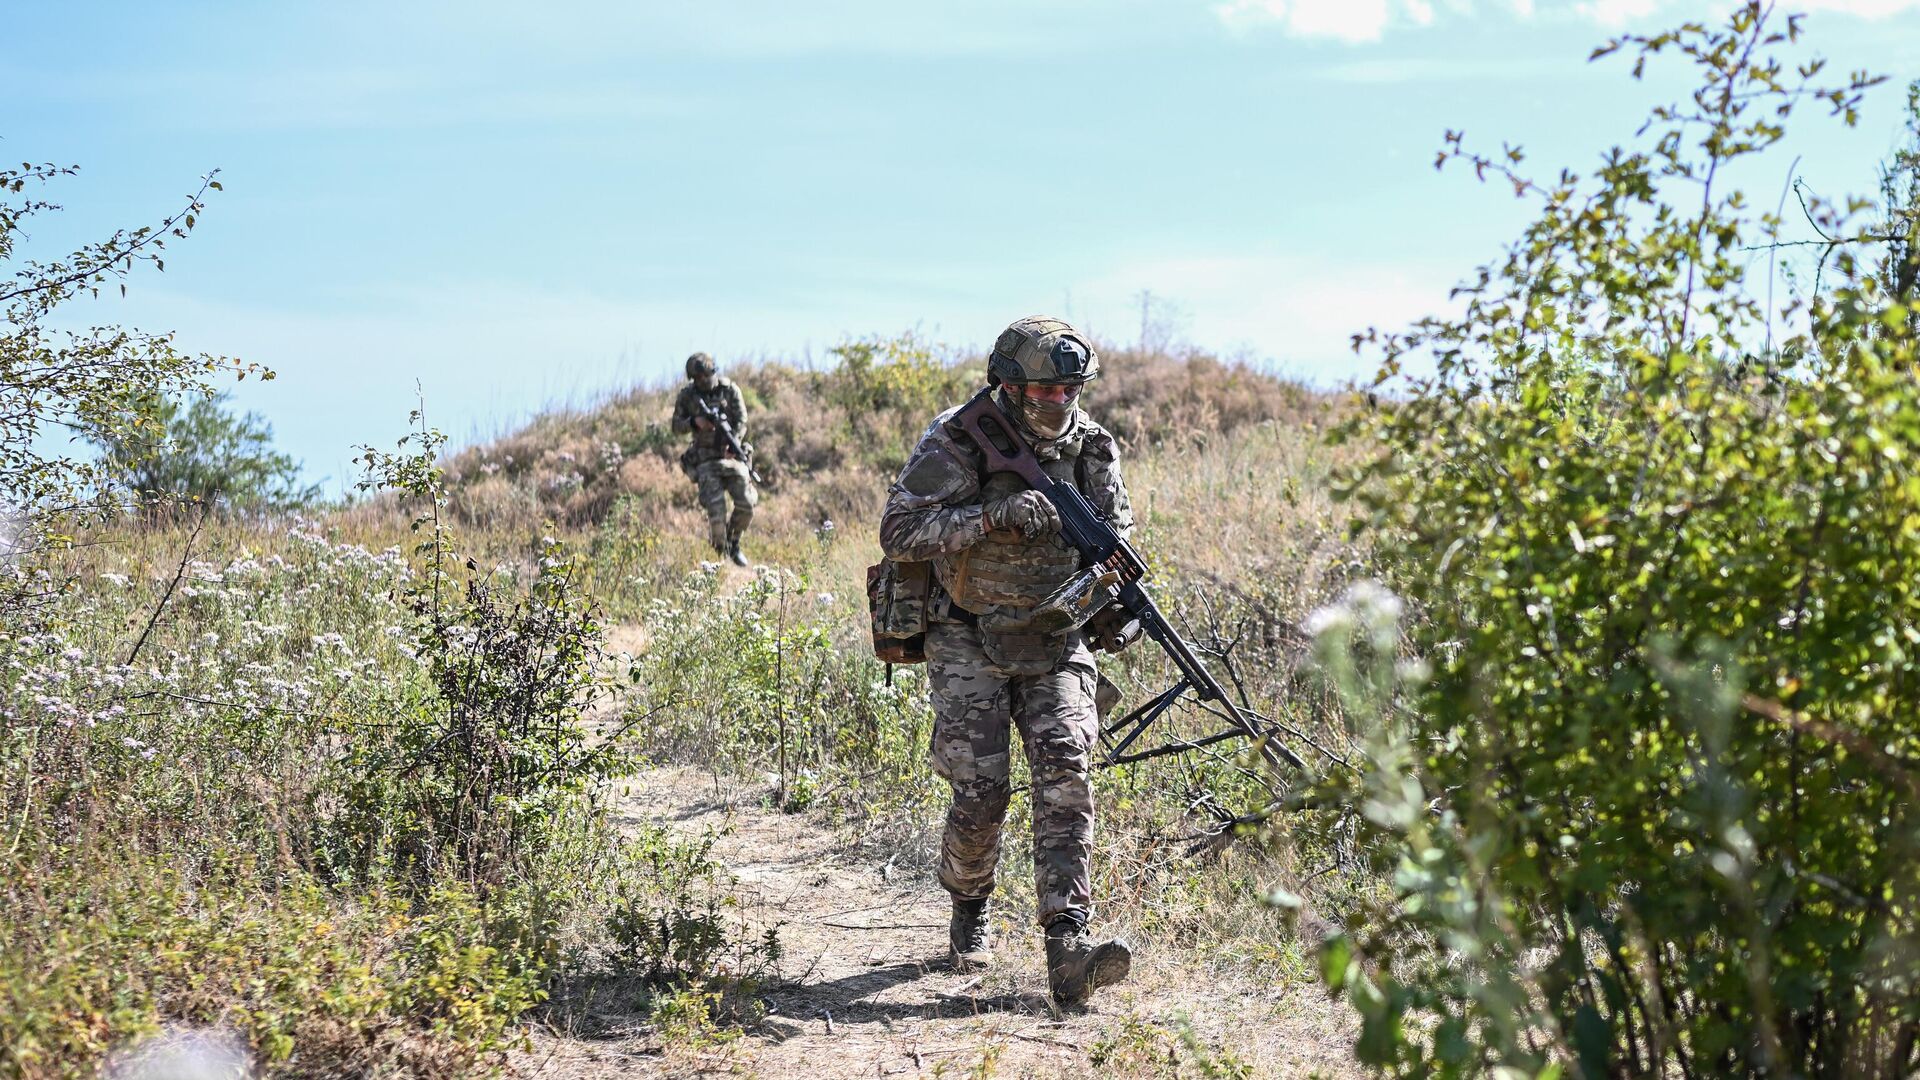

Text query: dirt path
(518, 766), (1355, 1079)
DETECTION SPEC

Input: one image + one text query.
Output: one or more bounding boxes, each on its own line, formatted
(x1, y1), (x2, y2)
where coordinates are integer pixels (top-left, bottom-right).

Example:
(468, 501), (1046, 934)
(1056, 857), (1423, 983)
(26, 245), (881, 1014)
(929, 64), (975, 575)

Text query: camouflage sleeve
(670, 387), (694, 434)
(1079, 426), (1134, 540)
(879, 419), (987, 561)
(724, 383), (746, 436)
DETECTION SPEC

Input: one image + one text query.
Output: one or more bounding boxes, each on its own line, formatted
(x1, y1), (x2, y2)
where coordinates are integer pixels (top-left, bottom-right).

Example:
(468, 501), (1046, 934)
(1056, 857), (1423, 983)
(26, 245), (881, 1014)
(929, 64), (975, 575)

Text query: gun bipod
(1104, 726), (1246, 767)
(1099, 681), (1301, 770)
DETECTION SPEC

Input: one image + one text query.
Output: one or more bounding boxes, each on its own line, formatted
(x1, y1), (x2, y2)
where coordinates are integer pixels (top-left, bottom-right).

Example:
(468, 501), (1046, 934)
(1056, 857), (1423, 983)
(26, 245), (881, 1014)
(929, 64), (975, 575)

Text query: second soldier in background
(672, 352), (757, 566)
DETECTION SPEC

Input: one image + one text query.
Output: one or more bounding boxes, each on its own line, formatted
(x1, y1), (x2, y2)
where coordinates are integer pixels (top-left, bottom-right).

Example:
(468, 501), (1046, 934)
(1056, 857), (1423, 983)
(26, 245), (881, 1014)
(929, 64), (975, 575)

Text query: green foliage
(819, 333), (965, 419)
(87, 391), (318, 511)
(1873, 81), (1920, 336)
(349, 414), (631, 893)
(0, 838), (541, 1078)
(629, 566), (938, 819)
(647, 986), (737, 1050)
(1324, 7), (1919, 1076)
(0, 164), (265, 570)
(0, 407), (740, 1074)
(604, 824), (782, 988)
(815, 333), (973, 472)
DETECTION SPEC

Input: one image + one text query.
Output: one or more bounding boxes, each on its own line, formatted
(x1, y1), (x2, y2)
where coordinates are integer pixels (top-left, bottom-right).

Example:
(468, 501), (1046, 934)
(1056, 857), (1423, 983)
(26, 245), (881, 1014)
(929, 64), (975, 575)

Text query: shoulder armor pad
(1079, 423), (1118, 460)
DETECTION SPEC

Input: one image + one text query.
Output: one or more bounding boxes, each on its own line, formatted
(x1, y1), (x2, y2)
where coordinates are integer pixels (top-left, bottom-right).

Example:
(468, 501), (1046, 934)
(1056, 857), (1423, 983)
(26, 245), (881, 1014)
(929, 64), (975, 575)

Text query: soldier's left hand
(984, 490), (1061, 539)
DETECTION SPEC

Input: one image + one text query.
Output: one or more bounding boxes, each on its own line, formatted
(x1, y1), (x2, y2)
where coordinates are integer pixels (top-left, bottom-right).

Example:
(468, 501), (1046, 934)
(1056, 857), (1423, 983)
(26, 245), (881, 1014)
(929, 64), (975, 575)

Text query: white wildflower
(1307, 580), (1404, 652)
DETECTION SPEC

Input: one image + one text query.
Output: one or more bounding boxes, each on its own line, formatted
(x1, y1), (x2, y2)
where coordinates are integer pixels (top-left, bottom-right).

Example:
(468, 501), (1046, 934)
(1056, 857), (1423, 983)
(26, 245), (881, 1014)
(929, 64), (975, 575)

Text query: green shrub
(0, 848), (538, 1078)
(628, 565), (937, 820)
(86, 391), (318, 512)
(604, 824), (781, 987)
(1321, 7), (1919, 1076)
(350, 415), (632, 894)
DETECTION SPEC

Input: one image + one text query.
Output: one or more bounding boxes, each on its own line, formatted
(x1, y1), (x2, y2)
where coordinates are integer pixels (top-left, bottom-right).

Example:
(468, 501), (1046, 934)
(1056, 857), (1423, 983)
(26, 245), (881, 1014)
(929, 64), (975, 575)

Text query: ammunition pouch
(867, 558), (931, 664)
(978, 628), (1066, 677)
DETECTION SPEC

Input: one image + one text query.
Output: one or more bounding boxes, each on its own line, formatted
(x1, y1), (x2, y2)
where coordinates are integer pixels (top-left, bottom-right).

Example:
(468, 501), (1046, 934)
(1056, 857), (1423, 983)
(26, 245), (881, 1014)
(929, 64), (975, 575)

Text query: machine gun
(692, 396), (763, 484)
(949, 387), (1304, 772)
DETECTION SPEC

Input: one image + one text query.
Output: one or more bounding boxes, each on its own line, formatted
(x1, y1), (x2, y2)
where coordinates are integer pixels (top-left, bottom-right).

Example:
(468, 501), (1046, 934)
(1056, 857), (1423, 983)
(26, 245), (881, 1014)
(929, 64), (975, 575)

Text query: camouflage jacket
(879, 400), (1133, 616)
(671, 378), (748, 469)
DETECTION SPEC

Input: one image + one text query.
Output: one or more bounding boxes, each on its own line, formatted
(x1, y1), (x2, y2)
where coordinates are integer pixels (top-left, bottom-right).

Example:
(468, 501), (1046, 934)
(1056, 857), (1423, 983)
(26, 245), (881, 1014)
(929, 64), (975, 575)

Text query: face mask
(1005, 383), (1081, 439)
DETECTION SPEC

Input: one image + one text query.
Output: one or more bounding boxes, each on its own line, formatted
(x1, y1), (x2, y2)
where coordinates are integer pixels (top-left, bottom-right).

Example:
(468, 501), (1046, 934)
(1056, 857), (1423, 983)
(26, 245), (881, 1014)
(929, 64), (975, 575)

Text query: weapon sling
(949, 388), (1304, 773)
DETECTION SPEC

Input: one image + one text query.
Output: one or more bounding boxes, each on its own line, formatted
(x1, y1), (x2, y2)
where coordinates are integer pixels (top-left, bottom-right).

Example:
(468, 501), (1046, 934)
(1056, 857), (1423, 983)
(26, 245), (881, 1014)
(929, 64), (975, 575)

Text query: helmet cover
(987, 316), (1100, 387)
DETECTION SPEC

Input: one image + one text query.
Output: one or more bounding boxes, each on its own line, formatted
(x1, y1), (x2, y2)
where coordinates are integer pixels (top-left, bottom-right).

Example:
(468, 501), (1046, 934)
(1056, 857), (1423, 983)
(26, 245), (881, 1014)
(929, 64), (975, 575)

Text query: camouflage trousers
(926, 620), (1098, 927)
(691, 458), (756, 553)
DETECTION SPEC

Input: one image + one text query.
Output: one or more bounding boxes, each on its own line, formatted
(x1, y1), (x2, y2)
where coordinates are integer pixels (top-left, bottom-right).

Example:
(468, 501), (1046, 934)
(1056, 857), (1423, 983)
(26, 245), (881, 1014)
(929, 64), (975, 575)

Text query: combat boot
(948, 896), (993, 972)
(1045, 917), (1131, 1008)
(726, 540), (749, 567)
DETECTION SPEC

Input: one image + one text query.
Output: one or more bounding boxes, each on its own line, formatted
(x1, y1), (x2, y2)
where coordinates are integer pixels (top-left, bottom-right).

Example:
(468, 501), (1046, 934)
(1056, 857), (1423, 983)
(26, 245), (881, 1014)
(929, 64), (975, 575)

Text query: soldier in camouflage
(879, 316), (1137, 1007)
(671, 353), (757, 566)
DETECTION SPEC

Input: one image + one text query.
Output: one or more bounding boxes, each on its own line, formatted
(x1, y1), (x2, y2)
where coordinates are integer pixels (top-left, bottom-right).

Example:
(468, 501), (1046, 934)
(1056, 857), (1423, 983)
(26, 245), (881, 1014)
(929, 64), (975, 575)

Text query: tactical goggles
(1014, 383), (1083, 404)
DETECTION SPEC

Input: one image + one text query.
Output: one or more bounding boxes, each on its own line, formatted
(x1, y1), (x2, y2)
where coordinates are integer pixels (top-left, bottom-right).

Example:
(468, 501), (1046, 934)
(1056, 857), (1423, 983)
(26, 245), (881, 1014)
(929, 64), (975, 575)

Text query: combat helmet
(988, 316), (1098, 439)
(988, 316), (1099, 388)
(686, 352), (718, 388)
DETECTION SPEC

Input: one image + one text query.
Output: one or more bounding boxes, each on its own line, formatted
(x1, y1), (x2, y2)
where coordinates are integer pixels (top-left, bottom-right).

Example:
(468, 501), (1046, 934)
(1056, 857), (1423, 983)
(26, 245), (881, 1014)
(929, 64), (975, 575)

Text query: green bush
(604, 824), (781, 987)
(1320, 8), (1919, 1077)
(87, 391), (318, 512)
(0, 411), (699, 1074)
(0, 846), (540, 1078)
(627, 565), (937, 821)
(348, 416), (633, 894)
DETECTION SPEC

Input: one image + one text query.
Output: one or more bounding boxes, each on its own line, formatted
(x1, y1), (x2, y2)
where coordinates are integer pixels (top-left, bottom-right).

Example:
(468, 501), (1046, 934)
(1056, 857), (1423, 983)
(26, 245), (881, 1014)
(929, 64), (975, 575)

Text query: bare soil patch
(517, 767), (1355, 1079)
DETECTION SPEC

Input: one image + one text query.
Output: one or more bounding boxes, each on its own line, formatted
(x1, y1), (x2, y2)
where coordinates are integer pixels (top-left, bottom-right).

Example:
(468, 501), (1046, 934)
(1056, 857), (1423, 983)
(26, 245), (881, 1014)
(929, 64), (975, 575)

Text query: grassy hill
(6, 336), (1366, 1077)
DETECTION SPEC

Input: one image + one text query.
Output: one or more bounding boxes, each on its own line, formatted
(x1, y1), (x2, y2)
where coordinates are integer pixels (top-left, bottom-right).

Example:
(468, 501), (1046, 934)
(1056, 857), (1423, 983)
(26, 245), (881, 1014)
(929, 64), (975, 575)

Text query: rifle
(950, 387), (1305, 773)
(692, 396), (763, 484)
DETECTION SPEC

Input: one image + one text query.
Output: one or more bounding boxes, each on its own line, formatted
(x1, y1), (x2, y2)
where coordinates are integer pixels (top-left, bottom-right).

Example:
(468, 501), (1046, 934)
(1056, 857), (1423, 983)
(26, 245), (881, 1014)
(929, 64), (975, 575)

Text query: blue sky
(7, 0), (1918, 489)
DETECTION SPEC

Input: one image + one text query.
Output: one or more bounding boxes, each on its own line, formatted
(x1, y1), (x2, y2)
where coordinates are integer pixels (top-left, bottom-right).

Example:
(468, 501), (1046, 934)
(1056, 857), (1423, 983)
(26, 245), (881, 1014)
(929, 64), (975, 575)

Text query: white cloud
(1067, 252), (1459, 382)
(1573, 0), (1665, 27)
(1792, 0), (1920, 14)
(1218, 0), (1920, 41)
(1577, 0), (1920, 28)
(1214, 0), (1401, 43)
(1214, 0), (1539, 40)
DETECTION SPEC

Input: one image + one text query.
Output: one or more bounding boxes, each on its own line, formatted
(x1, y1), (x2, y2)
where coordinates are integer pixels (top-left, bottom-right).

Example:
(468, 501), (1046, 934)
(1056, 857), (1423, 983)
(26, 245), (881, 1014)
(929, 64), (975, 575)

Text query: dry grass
(12, 339), (1373, 1076)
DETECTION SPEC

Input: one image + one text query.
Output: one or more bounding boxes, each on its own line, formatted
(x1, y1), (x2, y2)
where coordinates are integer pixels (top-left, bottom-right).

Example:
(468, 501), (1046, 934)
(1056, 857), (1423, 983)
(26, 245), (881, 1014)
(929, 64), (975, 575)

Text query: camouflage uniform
(671, 375), (756, 556)
(879, 402), (1133, 927)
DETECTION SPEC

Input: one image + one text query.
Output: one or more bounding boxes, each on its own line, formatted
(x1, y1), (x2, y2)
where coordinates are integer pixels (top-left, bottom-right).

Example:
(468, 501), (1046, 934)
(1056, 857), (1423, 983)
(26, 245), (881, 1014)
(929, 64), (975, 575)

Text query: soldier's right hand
(983, 490), (1061, 539)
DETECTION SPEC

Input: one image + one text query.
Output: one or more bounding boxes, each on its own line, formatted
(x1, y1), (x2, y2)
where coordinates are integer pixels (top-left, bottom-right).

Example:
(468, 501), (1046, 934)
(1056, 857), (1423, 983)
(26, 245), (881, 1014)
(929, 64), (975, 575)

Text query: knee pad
(949, 779), (1012, 825)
